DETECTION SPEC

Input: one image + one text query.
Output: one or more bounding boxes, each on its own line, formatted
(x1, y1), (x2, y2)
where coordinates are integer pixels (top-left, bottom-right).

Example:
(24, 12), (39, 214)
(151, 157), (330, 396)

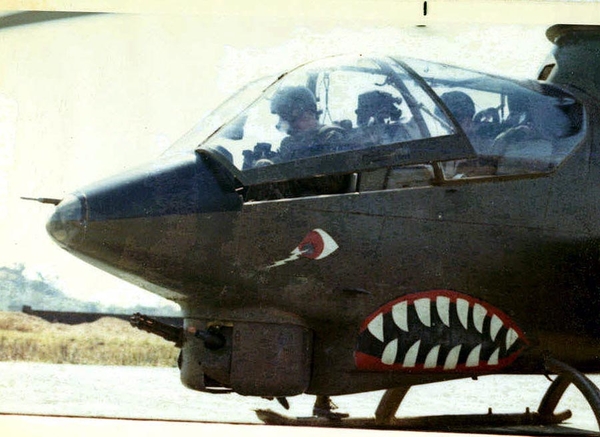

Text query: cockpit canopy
(170, 55), (584, 189)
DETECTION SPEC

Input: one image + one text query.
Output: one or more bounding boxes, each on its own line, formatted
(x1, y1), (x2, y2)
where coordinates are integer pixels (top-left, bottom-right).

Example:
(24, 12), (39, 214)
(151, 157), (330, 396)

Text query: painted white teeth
(488, 348), (500, 366)
(506, 328), (519, 350)
(444, 344), (462, 370)
(473, 303), (487, 334)
(466, 344), (482, 367)
(436, 296), (451, 327)
(368, 297), (521, 371)
(424, 345), (441, 369)
(414, 298), (431, 327)
(382, 339), (398, 365)
(403, 340), (421, 368)
(392, 301), (409, 332)
(490, 314), (503, 342)
(368, 313), (384, 342)
(456, 299), (469, 330)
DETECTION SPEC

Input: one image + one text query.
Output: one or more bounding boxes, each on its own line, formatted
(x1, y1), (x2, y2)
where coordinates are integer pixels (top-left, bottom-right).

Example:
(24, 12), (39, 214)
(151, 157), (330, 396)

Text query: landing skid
(256, 408), (578, 435)
(256, 358), (600, 436)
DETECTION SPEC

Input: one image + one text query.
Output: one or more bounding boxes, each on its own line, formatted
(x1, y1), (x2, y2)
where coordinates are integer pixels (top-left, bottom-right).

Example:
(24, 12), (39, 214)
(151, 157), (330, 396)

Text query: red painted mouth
(355, 290), (528, 373)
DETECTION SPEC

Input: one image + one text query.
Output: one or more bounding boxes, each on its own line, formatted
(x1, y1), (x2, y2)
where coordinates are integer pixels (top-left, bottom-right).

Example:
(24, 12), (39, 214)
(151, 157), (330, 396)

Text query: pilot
(438, 90), (504, 178)
(439, 91), (476, 138)
(437, 91), (481, 178)
(270, 86), (346, 161)
(245, 87), (351, 199)
(503, 92), (530, 128)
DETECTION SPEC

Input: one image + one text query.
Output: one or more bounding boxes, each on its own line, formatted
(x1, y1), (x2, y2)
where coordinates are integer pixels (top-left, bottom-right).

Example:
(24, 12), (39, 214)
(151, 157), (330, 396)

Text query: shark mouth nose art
(355, 290), (528, 372)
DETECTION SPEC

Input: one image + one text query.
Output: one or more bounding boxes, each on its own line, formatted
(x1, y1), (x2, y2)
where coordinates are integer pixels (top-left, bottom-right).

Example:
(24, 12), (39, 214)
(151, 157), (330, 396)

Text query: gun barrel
(130, 313), (183, 347)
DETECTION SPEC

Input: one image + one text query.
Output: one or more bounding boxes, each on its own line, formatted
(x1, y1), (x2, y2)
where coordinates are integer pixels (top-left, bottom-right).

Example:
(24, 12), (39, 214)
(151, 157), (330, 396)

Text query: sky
(0, 1), (597, 308)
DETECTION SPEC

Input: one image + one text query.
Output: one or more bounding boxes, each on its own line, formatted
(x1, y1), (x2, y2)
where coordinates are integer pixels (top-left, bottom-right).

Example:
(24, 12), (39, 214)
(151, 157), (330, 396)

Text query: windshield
(198, 55), (456, 171)
(178, 54), (583, 181)
(165, 75), (278, 156)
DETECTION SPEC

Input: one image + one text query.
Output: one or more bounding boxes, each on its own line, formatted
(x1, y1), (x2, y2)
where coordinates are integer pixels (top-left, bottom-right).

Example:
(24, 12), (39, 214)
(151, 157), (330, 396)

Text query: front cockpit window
(165, 75), (278, 157)
(199, 56), (457, 172)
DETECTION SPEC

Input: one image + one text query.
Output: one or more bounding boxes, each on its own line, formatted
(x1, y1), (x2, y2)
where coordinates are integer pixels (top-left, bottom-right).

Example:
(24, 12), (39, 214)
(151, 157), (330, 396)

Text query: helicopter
(38, 22), (600, 434)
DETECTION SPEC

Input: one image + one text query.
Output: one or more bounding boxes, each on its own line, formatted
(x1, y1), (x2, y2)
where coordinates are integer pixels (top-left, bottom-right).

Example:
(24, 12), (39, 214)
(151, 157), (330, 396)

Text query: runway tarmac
(1, 363), (597, 436)
(0, 414), (508, 437)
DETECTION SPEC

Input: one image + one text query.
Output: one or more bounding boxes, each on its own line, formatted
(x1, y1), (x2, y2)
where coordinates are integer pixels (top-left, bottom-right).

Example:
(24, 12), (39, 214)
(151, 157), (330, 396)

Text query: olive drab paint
(43, 24), (600, 433)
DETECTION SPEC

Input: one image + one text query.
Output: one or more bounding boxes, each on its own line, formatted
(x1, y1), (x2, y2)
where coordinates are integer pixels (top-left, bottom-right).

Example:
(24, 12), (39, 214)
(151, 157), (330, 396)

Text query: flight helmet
(271, 86), (318, 122)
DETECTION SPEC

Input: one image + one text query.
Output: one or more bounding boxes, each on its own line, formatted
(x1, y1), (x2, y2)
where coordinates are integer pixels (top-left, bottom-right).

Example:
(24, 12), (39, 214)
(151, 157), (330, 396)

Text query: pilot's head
(271, 86), (319, 134)
(440, 91), (475, 127)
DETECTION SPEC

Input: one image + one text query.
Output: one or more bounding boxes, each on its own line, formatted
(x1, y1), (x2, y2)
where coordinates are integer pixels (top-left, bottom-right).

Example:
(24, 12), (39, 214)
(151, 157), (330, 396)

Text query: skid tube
(258, 359), (600, 435)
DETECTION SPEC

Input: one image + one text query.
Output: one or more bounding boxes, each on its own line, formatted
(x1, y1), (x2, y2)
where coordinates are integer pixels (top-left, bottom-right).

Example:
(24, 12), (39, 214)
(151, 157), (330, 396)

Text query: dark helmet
(270, 86), (318, 122)
(356, 90), (402, 126)
(439, 91), (475, 122)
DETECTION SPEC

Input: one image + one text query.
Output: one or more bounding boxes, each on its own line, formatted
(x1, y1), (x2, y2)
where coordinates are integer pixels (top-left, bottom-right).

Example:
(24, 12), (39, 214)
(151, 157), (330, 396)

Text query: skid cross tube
(541, 357), (600, 431)
(375, 386), (411, 425)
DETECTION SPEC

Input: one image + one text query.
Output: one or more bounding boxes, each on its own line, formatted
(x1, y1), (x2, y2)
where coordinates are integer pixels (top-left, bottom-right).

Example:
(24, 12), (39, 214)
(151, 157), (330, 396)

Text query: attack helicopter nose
(43, 151), (243, 297)
(46, 193), (87, 247)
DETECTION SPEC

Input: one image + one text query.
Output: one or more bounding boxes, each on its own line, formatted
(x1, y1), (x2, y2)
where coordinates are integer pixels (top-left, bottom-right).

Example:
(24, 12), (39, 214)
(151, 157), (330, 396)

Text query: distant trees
(0, 263), (180, 316)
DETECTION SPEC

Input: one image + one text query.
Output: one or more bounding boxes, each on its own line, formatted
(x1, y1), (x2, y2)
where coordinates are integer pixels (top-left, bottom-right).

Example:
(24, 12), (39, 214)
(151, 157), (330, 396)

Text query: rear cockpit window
(402, 58), (585, 179)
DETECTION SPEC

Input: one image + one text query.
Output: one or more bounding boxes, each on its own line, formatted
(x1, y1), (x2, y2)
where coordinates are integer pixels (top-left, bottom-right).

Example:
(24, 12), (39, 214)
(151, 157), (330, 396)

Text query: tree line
(0, 263), (180, 316)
